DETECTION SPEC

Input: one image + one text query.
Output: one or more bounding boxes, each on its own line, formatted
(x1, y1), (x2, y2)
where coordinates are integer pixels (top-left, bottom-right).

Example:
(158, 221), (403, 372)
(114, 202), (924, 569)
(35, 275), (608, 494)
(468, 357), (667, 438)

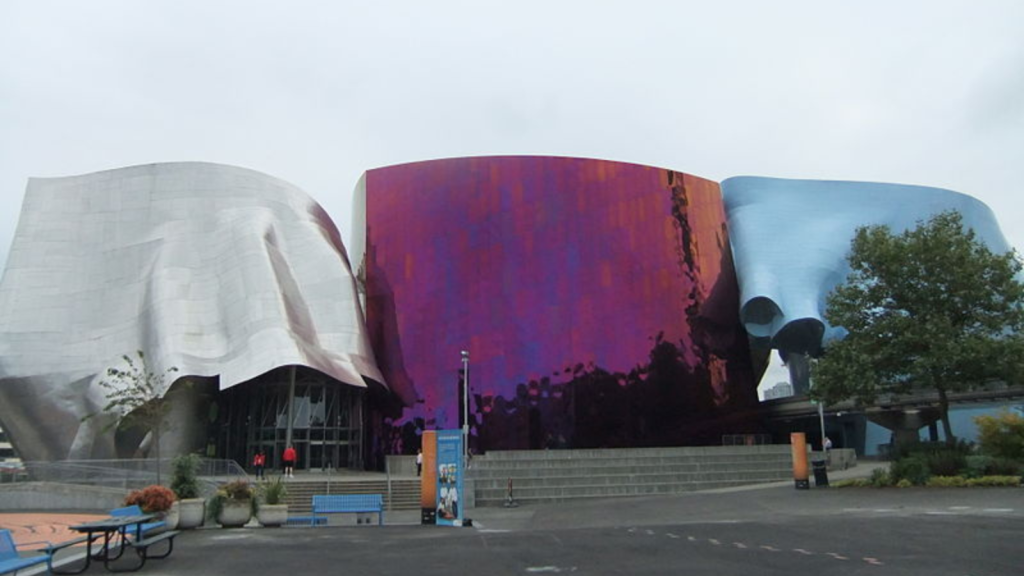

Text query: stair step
(469, 446), (796, 507)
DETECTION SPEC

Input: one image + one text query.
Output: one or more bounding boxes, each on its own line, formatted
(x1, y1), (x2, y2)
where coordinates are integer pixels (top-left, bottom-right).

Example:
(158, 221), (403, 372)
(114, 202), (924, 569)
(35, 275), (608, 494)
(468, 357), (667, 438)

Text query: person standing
(416, 448), (423, 477)
(283, 444), (297, 478)
(253, 449), (266, 480)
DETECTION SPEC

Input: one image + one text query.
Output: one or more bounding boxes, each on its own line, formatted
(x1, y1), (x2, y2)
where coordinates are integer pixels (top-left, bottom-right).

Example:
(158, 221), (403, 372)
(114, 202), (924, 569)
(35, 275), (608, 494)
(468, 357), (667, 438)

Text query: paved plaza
(6, 472), (1023, 576)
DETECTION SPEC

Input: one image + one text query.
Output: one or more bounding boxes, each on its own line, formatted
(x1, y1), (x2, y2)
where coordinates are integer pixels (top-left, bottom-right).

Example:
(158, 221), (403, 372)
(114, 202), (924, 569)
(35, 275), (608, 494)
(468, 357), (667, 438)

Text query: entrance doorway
(215, 367), (365, 471)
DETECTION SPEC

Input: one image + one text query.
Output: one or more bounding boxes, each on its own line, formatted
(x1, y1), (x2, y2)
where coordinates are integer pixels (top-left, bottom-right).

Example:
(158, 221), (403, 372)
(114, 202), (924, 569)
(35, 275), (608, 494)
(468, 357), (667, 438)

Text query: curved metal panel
(721, 176), (1014, 355)
(361, 156), (761, 454)
(0, 162), (383, 461)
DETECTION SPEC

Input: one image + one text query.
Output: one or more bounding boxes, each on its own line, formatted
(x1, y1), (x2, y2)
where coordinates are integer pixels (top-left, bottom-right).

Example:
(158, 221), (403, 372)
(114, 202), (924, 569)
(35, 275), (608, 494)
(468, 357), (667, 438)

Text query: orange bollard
(791, 432), (810, 490)
(421, 431), (438, 523)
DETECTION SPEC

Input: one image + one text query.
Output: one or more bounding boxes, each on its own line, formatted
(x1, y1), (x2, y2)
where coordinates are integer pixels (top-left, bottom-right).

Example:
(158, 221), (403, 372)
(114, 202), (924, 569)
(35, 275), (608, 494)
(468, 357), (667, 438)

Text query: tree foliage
(811, 211), (1024, 441)
(85, 350), (179, 482)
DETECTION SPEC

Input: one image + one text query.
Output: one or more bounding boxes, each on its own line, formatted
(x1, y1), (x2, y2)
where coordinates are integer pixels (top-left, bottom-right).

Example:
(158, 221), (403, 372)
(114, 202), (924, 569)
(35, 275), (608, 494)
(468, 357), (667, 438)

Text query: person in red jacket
(283, 445), (297, 478)
(253, 449), (266, 480)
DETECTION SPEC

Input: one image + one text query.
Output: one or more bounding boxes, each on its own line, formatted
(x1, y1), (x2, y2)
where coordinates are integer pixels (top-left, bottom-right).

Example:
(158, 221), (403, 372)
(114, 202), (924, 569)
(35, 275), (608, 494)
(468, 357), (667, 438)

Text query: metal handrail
(14, 458), (248, 495)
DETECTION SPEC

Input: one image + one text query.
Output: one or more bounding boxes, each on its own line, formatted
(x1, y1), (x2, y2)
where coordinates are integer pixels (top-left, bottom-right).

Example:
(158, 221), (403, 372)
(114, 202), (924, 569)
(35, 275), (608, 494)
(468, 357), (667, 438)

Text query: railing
(13, 458), (248, 495)
(721, 434), (774, 446)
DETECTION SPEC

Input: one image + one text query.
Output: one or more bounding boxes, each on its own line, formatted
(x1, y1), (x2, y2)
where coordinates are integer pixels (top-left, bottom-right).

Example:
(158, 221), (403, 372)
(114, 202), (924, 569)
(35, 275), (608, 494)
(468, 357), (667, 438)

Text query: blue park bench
(105, 505), (179, 572)
(110, 505), (166, 539)
(1, 529), (51, 575)
(303, 494), (384, 527)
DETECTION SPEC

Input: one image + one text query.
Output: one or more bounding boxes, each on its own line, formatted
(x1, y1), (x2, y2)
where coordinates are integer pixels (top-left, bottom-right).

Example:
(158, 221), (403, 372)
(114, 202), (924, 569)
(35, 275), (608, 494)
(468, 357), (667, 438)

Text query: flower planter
(177, 498), (205, 529)
(217, 499), (252, 528)
(162, 501), (180, 531)
(256, 504), (288, 528)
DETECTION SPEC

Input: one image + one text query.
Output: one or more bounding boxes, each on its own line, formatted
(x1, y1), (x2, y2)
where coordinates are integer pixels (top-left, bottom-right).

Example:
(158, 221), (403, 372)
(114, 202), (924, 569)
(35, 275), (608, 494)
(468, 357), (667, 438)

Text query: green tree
(85, 350), (179, 483)
(810, 211), (1024, 443)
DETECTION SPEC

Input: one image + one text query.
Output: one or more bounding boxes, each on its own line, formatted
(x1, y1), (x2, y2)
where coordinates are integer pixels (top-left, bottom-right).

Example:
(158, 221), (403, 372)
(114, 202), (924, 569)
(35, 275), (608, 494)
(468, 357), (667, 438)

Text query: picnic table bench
(301, 494), (384, 526)
(1, 529), (51, 575)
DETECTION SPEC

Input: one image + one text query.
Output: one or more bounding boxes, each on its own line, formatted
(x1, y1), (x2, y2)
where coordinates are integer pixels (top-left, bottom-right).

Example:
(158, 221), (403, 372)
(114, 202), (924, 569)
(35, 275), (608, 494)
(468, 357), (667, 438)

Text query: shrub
(208, 479), (255, 520)
(926, 476), (967, 488)
(124, 485), (176, 513)
(964, 475), (1022, 487)
(869, 468), (893, 488)
(965, 455), (993, 478)
(895, 478), (913, 488)
(924, 449), (968, 477)
(892, 439), (973, 461)
(258, 476), (288, 506)
(974, 410), (1024, 460)
(987, 457), (1022, 476)
(171, 454), (202, 500)
(890, 455), (930, 486)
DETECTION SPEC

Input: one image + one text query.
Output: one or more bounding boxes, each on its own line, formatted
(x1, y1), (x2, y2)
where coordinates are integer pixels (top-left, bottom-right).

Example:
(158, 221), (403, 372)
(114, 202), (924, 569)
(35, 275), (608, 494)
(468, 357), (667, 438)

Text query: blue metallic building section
(721, 176), (1015, 356)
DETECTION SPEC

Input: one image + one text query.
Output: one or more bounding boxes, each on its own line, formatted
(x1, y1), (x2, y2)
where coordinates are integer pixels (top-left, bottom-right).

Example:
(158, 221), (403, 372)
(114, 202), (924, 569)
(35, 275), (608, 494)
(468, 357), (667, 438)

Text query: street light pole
(460, 350), (469, 469)
(818, 402), (826, 450)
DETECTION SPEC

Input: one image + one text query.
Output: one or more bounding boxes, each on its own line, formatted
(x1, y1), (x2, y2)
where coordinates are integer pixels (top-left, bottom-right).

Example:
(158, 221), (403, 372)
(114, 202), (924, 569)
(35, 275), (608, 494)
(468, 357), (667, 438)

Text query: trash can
(812, 459), (829, 487)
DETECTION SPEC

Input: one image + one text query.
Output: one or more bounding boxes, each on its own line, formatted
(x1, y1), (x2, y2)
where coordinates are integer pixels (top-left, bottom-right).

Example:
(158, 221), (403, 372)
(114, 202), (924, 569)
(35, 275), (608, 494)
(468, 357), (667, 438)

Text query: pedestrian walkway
(0, 512), (103, 549)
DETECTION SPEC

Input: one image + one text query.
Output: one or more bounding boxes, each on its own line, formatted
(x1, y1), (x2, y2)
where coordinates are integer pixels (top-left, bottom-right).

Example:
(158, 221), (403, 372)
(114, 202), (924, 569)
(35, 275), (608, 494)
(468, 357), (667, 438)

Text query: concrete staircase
(469, 446), (793, 507)
(280, 478), (421, 513)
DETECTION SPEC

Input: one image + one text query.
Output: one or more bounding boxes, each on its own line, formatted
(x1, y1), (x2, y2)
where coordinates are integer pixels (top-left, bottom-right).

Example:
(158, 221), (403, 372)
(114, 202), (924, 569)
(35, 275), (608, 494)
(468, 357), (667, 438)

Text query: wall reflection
(361, 157), (762, 460)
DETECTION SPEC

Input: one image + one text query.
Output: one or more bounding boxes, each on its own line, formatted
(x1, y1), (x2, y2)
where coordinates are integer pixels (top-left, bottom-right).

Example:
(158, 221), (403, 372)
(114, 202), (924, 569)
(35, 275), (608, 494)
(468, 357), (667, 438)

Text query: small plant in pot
(124, 484), (177, 531)
(209, 479), (255, 528)
(171, 454), (205, 529)
(255, 477), (289, 527)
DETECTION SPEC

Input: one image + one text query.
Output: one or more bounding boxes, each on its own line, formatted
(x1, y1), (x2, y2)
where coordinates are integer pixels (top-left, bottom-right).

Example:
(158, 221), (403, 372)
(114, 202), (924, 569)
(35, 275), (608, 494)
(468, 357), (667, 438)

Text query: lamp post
(460, 350), (469, 469)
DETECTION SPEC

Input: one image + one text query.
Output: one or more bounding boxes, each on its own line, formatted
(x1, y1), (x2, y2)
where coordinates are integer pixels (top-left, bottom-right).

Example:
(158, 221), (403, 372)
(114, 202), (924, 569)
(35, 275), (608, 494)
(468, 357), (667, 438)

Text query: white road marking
(525, 567), (576, 573)
(925, 511), (957, 515)
(983, 508), (1014, 513)
(733, 542), (747, 549)
(666, 533), (680, 539)
(826, 552), (849, 560)
(708, 539), (721, 546)
(948, 506), (971, 510)
(477, 529), (511, 533)
(687, 536), (698, 542)
(760, 545), (780, 552)
(793, 548), (813, 555)
(863, 557), (884, 566)
(645, 529), (655, 536)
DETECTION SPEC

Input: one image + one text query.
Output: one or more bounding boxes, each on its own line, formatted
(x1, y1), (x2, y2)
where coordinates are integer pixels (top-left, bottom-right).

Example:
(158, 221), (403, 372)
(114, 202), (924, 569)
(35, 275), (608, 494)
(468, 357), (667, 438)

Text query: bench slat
(310, 494), (384, 526)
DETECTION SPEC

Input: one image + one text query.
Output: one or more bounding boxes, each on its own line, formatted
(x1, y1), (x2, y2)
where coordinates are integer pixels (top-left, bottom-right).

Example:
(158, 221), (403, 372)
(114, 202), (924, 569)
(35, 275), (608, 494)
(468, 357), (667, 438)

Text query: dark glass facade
(216, 367), (365, 470)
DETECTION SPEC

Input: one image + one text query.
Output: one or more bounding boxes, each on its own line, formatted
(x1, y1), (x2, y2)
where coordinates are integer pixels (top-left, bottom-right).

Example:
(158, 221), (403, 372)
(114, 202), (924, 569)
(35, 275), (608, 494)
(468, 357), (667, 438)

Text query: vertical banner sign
(420, 431), (438, 524)
(435, 429), (464, 527)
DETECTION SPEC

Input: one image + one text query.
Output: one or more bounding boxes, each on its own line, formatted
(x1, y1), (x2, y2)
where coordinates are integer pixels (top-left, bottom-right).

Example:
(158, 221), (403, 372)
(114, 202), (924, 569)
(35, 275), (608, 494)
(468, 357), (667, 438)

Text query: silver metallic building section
(0, 162), (384, 462)
(721, 176), (1015, 356)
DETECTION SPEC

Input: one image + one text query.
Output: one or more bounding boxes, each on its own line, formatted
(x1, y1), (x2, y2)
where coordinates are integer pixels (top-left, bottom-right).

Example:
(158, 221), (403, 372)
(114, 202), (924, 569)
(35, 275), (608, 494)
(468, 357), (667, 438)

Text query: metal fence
(13, 458), (248, 495)
(721, 434), (774, 446)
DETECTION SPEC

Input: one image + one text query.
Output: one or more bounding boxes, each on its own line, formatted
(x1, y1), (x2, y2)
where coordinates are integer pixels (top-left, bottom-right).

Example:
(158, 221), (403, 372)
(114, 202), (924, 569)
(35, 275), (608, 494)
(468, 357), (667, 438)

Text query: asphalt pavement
(35, 472), (1024, 576)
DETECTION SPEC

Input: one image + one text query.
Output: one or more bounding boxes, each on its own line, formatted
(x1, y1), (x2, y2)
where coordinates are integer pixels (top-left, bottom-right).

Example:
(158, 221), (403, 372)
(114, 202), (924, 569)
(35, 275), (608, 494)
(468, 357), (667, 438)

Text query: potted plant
(255, 477), (289, 527)
(171, 454), (205, 529)
(209, 479), (255, 528)
(124, 484), (177, 531)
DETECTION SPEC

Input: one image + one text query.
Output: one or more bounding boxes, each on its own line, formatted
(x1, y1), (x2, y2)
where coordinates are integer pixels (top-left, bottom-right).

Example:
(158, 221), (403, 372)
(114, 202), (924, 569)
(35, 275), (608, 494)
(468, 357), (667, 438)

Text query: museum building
(0, 158), (1014, 470)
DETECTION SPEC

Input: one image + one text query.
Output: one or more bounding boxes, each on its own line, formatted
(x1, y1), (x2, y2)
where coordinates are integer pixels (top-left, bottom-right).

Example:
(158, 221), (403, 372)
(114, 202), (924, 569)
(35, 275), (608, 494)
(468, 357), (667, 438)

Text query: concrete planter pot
(163, 501), (180, 531)
(217, 499), (252, 528)
(177, 498), (205, 529)
(256, 504), (288, 528)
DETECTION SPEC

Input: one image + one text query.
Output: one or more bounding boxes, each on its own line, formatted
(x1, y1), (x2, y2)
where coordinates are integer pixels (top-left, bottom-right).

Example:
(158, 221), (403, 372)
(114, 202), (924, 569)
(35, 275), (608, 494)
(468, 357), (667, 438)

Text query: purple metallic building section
(361, 156), (760, 455)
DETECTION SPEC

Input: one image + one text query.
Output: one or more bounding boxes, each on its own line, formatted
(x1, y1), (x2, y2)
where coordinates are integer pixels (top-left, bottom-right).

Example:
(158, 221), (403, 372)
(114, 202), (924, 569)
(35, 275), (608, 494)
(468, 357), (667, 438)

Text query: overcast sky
(3, 1), (1023, 391)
